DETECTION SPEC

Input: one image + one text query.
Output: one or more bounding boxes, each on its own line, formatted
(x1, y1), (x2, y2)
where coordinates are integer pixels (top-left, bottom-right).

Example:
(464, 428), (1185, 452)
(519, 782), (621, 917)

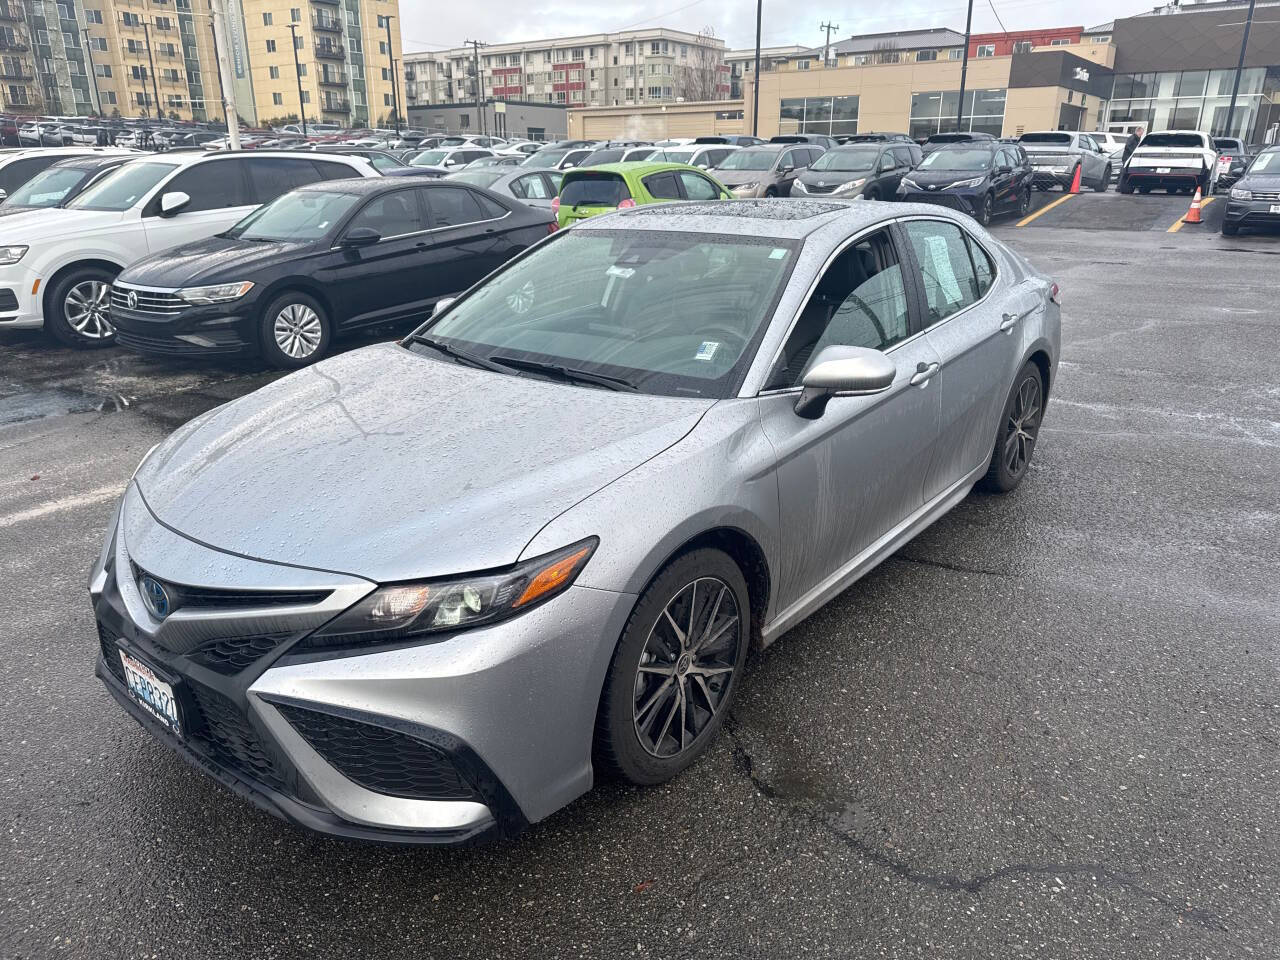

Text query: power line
(986, 0), (1009, 34)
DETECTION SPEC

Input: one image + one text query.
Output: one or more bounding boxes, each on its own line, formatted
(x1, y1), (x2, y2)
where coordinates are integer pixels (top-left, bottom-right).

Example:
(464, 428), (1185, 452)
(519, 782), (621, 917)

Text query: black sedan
(109, 178), (556, 368)
(0, 154), (134, 217)
(1221, 146), (1280, 236)
(897, 142), (1032, 226)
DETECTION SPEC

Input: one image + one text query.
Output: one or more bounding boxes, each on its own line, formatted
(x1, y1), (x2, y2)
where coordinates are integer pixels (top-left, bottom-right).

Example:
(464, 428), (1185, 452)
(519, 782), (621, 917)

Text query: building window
(1050, 38), (1071, 46)
(262, 12), (272, 24)
(1090, 35), (1111, 44)
(647, 85), (661, 98)
(909, 88), (1006, 138)
(121, 12), (139, 26)
(90, 36), (106, 51)
(384, 93), (391, 105)
(975, 44), (995, 58)
(85, 8), (102, 22)
(948, 48), (963, 60)
(779, 94), (859, 135)
(297, 63), (306, 76)
(797, 59), (810, 71)
(272, 92), (283, 105)
(269, 65), (279, 78)
(301, 90), (310, 103)
(154, 16), (171, 30)
(94, 63), (111, 77)
(103, 90), (116, 103)
(1108, 67), (1273, 139)
(916, 50), (937, 62)
(571, 47), (583, 59)
(291, 7), (300, 21)
(131, 65), (146, 79)
(266, 39), (276, 53)
(1013, 41), (1032, 53)
(379, 40), (387, 54)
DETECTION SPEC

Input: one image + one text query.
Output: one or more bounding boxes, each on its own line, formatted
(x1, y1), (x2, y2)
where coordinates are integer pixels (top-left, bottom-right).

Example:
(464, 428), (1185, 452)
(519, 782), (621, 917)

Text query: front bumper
(896, 187), (981, 215)
(92, 484), (637, 843)
(1222, 198), (1280, 231)
(0, 262), (46, 330)
(109, 294), (260, 358)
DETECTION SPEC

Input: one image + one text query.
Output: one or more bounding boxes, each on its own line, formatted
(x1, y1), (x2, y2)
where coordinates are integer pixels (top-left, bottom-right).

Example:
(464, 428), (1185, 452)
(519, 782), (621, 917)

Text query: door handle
(909, 361), (939, 386)
(1000, 308), (1029, 333)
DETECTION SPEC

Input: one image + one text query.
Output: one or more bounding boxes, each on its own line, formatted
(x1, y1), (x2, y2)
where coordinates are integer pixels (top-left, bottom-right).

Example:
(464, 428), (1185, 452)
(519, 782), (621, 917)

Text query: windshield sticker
(923, 236), (964, 304)
(606, 265), (636, 279)
(769, 247), (788, 259)
(695, 341), (721, 362)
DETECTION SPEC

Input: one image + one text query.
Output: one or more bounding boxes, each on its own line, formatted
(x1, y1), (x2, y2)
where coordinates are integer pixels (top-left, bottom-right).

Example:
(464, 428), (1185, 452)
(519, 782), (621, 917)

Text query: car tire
(1118, 178), (1134, 194)
(977, 192), (994, 226)
(44, 265), (118, 349)
(1221, 220), (1239, 236)
(1094, 166), (1110, 192)
(1138, 185), (1151, 195)
(1018, 187), (1031, 216)
(594, 548), (751, 786)
(865, 186), (880, 201)
(764, 186), (778, 198)
(258, 291), (332, 369)
(979, 361), (1044, 494)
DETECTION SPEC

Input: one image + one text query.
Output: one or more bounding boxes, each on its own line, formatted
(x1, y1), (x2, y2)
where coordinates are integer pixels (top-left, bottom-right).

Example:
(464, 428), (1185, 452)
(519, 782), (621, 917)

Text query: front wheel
(259, 291), (332, 369)
(595, 548), (750, 785)
(1018, 187), (1031, 216)
(976, 192), (994, 226)
(979, 361), (1044, 494)
(1094, 166), (1111, 192)
(44, 266), (117, 348)
(763, 186), (778, 198)
(1221, 220), (1239, 236)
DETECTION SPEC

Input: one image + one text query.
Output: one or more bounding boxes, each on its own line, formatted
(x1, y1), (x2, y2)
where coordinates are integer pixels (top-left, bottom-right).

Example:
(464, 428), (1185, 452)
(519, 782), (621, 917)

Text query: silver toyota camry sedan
(91, 199), (1060, 844)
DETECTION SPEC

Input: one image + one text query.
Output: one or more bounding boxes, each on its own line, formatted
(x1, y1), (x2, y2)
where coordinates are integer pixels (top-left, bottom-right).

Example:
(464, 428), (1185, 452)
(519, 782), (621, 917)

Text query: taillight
(551, 196), (560, 215)
(617, 198), (636, 209)
(547, 221), (558, 234)
(1049, 282), (1061, 305)
(1221, 155), (1232, 162)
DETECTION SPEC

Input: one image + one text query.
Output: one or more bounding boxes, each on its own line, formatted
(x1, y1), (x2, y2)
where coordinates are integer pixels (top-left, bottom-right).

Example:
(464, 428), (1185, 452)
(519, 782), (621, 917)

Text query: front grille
(0, 288), (17, 311)
(116, 329), (241, 357)
(1249, 190), (1280, 201)
(186, 683), (287, 792)
(189, 633), (292, 674)
(98, 621), (126, 684)
(908, 192), (966, 211)
(275, 704), (478, 801)
(130, 565), (330, 612)
(803, 183), (838, 194)
(110, 285), (185, 316)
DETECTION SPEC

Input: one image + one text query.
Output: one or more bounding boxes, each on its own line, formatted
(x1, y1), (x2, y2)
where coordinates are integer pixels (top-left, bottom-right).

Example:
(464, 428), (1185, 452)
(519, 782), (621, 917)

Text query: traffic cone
(1068, 163), (1082, 194)
(1184, 186), (1203, 224)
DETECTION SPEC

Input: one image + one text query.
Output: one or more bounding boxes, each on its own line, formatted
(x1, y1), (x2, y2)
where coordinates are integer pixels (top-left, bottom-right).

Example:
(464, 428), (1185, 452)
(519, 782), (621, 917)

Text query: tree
(684, 26), (725, 102)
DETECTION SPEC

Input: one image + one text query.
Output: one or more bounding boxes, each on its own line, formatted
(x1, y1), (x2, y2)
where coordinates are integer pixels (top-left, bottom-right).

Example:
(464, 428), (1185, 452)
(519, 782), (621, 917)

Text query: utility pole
(819, 21), (839, 68)
(465, 39), (485, 137)
(956, 0), (975, 132)
(384, 15), (399, 133)
(751, 0), (762, 136)
(208, 0), (240, 147)
(1223, 0), (1258, 137)
(208, 19), (226, 125)
(81, 28), (101, 116)
(287, 22), (307, 135)
(141, 19), (162, 127)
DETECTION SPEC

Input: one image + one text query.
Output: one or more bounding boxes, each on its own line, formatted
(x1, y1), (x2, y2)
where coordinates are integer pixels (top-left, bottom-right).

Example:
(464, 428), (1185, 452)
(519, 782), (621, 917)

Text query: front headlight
(947, 177), (986, 189)
(176, 281), (255, 305)
(899, 178), (920, 192)
(793, 179), (808, 193)
(0, 245), (28, 265)
(306, 538), (598, 647)
(1231, 187), (1252, 201)
(832, 178), (866, 194)
(732, 181), (758, 191)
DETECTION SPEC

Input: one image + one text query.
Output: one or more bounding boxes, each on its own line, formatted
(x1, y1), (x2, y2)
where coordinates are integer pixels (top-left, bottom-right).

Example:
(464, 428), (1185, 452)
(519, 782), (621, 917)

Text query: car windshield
(715, 149), (778, 171)
(67, 161), (178, 211)
(4, 166), (88, 207)
(523, 150), (569, 169)
(1020, 133), (1072, 145)
(225, 190), (361, 242)
(1140, 134), (1203, 148)
(410, 150), (449, 166)
(919, 148), (992, 171)
(811, 148), (878, 172)
(1249, 151), (1278, 173)
(448, 169), (505, 188)
(651, 149), (695, 164)
(414, 230), (797, 398)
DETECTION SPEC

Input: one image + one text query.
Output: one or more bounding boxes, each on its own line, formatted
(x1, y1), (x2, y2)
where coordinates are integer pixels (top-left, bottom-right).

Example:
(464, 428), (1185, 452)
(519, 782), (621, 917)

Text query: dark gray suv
(1018, 131), (1112, 192)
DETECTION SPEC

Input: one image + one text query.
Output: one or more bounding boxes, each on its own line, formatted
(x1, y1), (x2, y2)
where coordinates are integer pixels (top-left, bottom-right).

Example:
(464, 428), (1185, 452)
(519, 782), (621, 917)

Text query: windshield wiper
(488, 354), (638, 392)
(408, 334), (512, 373)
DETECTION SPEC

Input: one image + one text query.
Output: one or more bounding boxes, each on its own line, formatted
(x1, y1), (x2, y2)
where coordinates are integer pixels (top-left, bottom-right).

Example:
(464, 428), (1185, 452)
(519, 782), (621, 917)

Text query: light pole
(141, 19), (162, 125)
(81, 28), (101, 116)
(1223, 0), (1258, 137)
(384, 15), (399, 134)
(751, 0), (761, 136)
(957, 0), (975, 132)
(287, 22), (307, 135)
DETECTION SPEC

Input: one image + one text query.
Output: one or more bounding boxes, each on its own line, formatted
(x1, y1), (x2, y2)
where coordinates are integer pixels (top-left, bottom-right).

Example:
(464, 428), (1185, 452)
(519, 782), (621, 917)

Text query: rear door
(509, 172), (555, 209)
(419, 184), (511, 296)
(676, 169), (724, 201)
(640, 170), (682, 206)
(326, 187), (432, 328)
(139, 156), (256, 255)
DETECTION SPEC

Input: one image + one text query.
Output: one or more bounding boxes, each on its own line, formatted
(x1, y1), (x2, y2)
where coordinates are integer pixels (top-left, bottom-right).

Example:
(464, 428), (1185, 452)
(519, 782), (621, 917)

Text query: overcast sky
(399, 0), (1143, 55)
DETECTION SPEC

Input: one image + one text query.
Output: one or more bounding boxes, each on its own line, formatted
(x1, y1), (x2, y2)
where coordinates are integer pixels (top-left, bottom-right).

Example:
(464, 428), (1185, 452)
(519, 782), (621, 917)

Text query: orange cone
(1068, 163), (1082, 194)
(1183, 186), (1203, 224)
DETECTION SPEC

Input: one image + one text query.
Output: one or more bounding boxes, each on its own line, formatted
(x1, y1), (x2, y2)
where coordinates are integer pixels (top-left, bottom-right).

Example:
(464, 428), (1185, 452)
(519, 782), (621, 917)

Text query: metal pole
(1223, 0), (1258, 137)
(384, 15), (399, 133)
(208, 18), (226, 124)
(956, 0), (974, 132)
(81, 28), (102, 115)
(819, 21), (839, 68)
(288, 22), (307, 135)
(208, 0), (240, 147)
(141, 20), (162, 127)
(751, 0), (761, 136)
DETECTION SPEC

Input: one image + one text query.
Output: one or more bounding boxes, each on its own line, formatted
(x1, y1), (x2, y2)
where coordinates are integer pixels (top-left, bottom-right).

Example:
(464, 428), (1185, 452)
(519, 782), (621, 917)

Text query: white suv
(1118, 130), (1220, 197)
(0, 150), (376, 347)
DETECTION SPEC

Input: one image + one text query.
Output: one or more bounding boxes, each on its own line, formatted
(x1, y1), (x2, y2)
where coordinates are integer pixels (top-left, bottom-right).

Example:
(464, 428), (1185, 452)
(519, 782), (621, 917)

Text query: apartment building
(404, 27), (728, 111)
(723, 44), (805, 99)
(0, 0), (97, 115)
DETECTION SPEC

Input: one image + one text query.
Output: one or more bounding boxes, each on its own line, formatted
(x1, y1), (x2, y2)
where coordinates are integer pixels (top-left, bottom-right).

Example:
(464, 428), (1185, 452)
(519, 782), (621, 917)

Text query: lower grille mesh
(186, 684), (287, 792)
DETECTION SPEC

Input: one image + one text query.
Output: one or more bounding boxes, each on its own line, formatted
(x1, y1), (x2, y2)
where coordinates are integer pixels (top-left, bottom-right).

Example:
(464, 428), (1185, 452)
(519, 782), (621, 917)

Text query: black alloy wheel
(980, 361), (1044, 493)
(977, 192), (994, 226)
(1018, 187), (1032, 216)
(1095, 166), (1111, 192)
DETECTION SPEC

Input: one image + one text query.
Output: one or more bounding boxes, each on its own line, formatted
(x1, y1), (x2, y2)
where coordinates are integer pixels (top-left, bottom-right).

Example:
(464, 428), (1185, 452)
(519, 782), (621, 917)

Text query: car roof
(294, 177), (469, 197)
(565, 161), (704, 179)
(50, 154), (133, 170)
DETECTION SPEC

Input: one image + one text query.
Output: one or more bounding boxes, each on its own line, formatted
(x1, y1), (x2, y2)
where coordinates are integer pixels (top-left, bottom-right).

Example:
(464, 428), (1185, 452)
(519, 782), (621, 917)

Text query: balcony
(313, 42), (344, 60)
(0, 37), (29, 53)
(0, 65), (32, 81)
(320, 97), (350, 113)
(0, 4), (21, 22)
(318, 70), (347, 87)
(310, 0), (340, 6)
(312, 13), (342, 32)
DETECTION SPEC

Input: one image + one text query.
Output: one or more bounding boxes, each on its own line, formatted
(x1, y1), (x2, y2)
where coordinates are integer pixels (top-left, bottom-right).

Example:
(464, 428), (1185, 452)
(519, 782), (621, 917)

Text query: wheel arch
(1027, 347), (1052, 399)
(258, 277), (336, 321)
(42, 258), (125, 313)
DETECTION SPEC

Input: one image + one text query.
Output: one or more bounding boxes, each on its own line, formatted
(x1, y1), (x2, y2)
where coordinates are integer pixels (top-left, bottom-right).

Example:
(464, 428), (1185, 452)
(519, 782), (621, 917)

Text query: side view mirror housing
(779, 164), (794, 174)
(433, 297), (456, 316)
(997, 164), (1012, 175)
(340, 226), (381, 248)
(0, 189), (7, 202)
(159, 191), (190, 216)
(794, 345), (896, 419)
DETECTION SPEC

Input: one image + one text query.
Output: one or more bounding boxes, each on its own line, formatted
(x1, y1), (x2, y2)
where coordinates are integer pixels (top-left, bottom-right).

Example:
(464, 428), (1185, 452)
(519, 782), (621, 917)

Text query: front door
(140, 157), (257, 256)
(759, 227), (942, 612)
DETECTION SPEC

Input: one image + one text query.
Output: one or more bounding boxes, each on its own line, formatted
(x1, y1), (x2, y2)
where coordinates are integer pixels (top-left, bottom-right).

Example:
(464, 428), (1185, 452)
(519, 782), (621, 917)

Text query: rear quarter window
(561, 172), (632, 207)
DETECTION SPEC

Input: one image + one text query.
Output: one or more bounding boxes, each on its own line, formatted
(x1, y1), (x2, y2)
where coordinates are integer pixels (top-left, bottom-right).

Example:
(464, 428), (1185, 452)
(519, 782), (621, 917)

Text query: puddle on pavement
(0, 387), (133, 427)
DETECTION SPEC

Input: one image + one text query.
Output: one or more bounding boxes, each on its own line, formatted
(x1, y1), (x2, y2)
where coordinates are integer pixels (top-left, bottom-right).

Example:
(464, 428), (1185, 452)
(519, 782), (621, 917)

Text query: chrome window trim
(329, 188), (511, 248)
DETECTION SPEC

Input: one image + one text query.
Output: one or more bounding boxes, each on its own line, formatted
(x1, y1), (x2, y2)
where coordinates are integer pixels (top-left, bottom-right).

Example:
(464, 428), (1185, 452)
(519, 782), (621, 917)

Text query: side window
(244, 157), (322, 203)
(519, 175), (550, 199)
(0, 156), (56, 192)
(544, 172), (564, 193)
(903, 220), (982, 324)
(565, 149), (591, 167)
(877, 151), (896, 172)
(345, 189), (425, 238)
(766, 230), (912, 389)
(894, 146), (915, 167)
(643, 172), (682, 200)
(807, 148), (824, 166)
(367, 153), (401, 172)
(966, 233), (996, 297)
(473, 191), (508, 219)
(423, 186), (485, 227)
(160, 158), (250, 212)
(678, 171), (719, 200)
(313, 159), (362, 180)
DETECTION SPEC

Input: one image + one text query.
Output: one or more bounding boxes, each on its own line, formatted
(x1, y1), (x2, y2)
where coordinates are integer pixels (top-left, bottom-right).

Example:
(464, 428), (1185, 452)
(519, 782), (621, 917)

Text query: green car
(553, 162), (731, 228)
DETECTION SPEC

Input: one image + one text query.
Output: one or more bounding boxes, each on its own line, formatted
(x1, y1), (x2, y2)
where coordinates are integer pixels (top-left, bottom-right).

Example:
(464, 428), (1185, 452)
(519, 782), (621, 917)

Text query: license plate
(119, 649), (183, 737)
(1271, 204), (1280, 214)
(1157, 167), (1171, 173)
(1216, 160), (1230, 172)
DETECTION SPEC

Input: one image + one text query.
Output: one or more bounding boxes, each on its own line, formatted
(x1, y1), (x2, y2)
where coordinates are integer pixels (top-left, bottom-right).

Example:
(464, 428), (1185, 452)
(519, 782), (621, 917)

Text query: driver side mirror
(159, 191), (190, 216)
(433, 297), (455, 316)
(794, 345), (896, 419)
(340, 226), (381, 248)
(0, 189), (7, 202)
(997, 164), (1012, 175)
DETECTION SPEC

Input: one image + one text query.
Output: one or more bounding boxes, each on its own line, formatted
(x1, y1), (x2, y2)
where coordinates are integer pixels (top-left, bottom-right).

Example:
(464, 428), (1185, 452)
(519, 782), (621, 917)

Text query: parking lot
(1, 192), (1278, 960)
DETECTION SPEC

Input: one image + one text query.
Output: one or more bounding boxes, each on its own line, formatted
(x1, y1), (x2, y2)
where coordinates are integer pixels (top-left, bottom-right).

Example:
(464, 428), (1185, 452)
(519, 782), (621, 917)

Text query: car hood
(714, 168), (778, 186)
(117, 234), (313, 287)
(0, 206), (129, 238)
(134, 341), (713, 582)
(905, 168), (990, 187)
(797, 168), (870, 186)
(1238, 172), (1280, 191)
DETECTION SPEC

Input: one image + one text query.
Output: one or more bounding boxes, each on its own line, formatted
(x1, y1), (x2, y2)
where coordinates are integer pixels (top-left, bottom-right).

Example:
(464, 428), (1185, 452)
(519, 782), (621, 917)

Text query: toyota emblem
(126, 290), (138, 309)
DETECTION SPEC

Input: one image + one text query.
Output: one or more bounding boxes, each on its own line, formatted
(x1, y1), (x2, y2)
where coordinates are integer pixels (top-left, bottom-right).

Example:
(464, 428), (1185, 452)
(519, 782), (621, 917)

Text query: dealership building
(568, 0), (1280, 145)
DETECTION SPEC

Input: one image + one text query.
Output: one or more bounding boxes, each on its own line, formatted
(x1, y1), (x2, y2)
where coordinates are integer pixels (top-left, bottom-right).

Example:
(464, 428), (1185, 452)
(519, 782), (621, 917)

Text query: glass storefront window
(909, 88), (1006, 138)
(778, 95), (858, 135)
(1175, 70), (1207, 98)
(1108, 67), (1277, 139)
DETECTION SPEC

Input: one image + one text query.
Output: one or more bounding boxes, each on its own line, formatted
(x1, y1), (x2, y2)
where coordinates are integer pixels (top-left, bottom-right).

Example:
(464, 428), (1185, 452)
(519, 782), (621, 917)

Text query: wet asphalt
(1, 196), (1278, 959)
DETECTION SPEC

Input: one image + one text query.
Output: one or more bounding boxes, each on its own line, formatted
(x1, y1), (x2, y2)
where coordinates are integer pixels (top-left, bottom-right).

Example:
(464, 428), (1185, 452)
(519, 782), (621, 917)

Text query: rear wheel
(1094, 166), (1111, 192)
(1118, 177), (1134, 194)
(595, 548), (750, 785)
(258, 291), (332, 369)
(764, 186), (778, 198)
(1138, 185), (1151, 195)
(44, 266), (117, 349)
(979, 361), (1044, 494)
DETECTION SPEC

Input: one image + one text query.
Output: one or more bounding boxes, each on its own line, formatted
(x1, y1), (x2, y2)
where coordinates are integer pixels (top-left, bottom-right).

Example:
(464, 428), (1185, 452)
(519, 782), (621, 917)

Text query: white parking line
(0, 485), (120, 528)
